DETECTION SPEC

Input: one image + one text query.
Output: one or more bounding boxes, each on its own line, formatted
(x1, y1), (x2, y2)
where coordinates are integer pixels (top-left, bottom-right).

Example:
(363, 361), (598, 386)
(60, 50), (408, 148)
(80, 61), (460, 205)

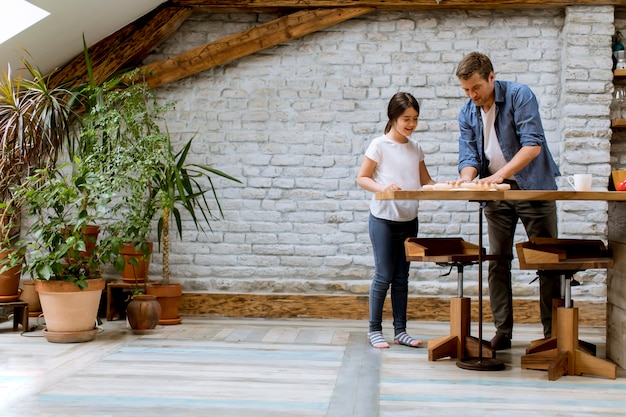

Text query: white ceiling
(0, 0), (165, 76)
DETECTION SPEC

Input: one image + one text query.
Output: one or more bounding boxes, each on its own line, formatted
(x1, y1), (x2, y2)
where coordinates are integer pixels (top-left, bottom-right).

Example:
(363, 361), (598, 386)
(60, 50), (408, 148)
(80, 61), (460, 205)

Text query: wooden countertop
(376, 190), (626, 201)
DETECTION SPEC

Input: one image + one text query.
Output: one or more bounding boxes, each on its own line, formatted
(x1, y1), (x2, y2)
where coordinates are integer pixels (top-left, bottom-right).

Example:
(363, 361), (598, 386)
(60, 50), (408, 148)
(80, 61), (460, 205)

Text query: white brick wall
(141, 6), (616, 302)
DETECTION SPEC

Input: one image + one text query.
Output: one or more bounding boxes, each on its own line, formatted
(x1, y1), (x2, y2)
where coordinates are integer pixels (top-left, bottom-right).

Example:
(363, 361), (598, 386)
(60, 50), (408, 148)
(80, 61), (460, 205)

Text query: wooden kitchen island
(377, 189), (626, 371)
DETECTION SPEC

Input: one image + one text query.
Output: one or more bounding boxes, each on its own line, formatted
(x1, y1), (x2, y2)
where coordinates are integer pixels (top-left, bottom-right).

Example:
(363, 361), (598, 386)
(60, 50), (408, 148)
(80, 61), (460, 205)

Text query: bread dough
(422, 182), (511, 191)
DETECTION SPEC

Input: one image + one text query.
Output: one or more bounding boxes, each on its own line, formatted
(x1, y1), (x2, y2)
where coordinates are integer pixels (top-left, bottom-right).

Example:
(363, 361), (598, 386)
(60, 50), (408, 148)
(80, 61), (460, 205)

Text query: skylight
(0, 0), (50, 45)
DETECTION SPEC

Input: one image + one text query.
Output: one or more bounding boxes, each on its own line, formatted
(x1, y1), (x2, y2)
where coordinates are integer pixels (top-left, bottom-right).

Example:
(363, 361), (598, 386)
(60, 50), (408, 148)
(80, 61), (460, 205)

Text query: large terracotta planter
(120, 242), (153, 283)
(0, 250), (21, 302)
(147, 283), (183, 325)
(35, 278), (105, 343)
(126, 294), (161, 333)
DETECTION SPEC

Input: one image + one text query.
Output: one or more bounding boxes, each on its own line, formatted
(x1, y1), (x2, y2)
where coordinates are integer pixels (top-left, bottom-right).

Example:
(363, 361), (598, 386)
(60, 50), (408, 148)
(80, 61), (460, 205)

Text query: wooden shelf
(614, 69), (626, 77)
(611, 119), (626, 129)
(611, 118), (626, 128)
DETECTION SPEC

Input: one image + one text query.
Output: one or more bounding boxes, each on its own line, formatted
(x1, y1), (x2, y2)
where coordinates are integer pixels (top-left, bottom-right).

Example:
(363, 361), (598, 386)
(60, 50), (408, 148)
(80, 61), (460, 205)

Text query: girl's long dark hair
(384, 92), (420, 134)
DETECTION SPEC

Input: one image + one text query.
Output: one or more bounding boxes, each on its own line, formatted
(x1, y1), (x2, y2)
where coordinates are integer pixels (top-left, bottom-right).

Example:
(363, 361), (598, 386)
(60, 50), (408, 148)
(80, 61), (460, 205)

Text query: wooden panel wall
(179, 293), (606, 326)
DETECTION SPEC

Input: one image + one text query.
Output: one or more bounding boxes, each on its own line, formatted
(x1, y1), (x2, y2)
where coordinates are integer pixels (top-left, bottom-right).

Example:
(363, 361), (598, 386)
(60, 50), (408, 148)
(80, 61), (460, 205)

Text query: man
(454, 52), (561, 350)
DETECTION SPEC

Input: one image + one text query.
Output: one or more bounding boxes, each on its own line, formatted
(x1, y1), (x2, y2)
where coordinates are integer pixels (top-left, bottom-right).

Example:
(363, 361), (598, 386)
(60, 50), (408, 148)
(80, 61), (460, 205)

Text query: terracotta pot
(0, 250), (22, 302)
(126, 294), (161, 332)
(120, 242), (153, 283)
(82, 224), (101, 257)
(62, 224), (100, 260)
(146, 283), (183, 325)
(19, 280), (42, 317)
(35, 278), (105, 343)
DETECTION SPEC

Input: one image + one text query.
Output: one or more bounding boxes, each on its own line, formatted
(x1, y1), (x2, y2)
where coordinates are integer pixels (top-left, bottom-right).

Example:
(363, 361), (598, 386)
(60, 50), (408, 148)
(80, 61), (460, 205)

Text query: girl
(357, 92), (435, 348)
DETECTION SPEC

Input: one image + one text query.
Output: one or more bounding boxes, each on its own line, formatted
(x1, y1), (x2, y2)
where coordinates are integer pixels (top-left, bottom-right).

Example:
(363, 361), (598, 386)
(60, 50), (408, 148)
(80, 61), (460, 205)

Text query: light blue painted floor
(0, 317), (624, 416)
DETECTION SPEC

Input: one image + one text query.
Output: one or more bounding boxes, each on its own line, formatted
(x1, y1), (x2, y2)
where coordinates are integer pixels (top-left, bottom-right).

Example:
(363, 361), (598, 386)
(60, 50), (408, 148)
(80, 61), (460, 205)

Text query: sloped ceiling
(2, 0), (624, 87)
(0, 0), (165, 75)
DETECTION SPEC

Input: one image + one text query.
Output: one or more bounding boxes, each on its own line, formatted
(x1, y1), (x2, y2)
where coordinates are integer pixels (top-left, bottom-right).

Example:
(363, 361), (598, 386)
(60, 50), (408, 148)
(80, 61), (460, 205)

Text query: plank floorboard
(0, 317), (624, 416)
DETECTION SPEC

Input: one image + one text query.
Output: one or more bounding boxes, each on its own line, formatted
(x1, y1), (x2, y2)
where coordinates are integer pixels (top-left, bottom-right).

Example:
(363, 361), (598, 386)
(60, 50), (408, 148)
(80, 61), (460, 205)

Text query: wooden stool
(516, 238), (617, 380)
(524, 275), (596, 357)
(405, 238), (495, 361)
(0, 300), (30, 331)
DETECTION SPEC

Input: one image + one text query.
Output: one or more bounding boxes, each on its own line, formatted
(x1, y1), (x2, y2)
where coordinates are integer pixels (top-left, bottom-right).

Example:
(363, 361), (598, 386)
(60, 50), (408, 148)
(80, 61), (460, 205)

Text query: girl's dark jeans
(368, 213), (418, 334)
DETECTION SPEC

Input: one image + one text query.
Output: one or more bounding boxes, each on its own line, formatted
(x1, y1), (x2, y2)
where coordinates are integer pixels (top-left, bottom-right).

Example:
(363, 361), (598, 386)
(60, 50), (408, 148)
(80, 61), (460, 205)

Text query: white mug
(567, 174), (592, 191)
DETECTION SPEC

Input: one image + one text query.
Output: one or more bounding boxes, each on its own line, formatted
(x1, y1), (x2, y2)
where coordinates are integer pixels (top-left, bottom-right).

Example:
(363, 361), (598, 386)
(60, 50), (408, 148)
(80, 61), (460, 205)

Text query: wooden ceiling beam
(49, 5), (192, 88)
(172, 0), (626, 11)
(139, 7), (374, 89)
(49, 0), (625, 90)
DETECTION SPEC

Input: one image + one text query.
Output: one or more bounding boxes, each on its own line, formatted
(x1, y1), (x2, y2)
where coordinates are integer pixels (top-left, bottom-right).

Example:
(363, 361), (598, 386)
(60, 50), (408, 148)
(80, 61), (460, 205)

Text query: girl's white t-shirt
(364, 134), (424, 221)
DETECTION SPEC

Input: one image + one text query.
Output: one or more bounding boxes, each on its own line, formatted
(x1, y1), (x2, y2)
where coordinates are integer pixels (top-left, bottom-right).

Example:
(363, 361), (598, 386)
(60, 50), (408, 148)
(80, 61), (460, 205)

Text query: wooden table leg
(106, 283), (113, 321)
(20, 303), (29, 331)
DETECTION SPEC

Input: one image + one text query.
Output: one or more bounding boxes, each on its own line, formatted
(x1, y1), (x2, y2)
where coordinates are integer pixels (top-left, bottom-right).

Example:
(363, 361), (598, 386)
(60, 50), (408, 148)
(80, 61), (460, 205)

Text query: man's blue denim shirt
(458, 80), (560, 190)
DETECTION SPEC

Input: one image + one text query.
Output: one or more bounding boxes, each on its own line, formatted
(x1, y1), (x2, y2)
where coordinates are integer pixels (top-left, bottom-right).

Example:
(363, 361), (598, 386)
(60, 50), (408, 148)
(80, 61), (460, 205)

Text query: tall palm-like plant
(0, 61), (75, 180)
(0, 58), (76, 268)
(152, 134), (241, 284)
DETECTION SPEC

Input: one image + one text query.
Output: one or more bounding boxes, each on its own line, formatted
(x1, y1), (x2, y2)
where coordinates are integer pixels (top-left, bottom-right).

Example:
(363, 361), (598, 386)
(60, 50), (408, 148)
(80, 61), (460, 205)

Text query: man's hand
(476, 174), (504, 184)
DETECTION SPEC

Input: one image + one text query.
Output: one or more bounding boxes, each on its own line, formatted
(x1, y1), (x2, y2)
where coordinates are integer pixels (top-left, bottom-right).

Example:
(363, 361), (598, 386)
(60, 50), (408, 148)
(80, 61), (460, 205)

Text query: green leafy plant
(77, 75), (172, 289)
(3, 41), (241, 292)
(0, 200), (25, 274)
(77, 69), (242, 286)
(19, 164), (113, 289)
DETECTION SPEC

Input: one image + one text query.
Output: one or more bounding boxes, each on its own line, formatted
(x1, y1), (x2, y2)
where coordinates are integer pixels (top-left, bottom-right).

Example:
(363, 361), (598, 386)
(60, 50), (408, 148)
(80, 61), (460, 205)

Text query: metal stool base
(456, 357), (505, 371)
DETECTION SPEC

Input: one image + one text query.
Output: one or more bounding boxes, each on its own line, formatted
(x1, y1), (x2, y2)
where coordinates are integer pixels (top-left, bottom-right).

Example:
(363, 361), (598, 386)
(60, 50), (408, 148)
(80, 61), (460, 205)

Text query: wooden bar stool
(516, 238), (617, 380)
(524, 274), (596, 357)
(405, 238), (495, 361)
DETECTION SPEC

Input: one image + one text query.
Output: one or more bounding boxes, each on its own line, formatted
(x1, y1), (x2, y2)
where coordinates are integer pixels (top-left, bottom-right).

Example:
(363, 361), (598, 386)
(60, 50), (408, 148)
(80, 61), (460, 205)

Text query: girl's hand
(383, 183), (402, 191)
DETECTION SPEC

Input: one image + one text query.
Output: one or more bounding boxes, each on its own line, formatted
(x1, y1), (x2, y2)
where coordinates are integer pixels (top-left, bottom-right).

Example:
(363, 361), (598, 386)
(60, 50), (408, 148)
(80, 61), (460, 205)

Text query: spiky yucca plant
(151, 134), (241, 284)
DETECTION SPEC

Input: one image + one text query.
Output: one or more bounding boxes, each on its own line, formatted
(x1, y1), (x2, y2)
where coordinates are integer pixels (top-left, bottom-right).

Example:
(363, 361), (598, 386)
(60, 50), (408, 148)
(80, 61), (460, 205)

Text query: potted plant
(0, 201), (23, 301)
(84, 78), (173, 284)
(76, 71), (241, 324)
(0, 173), (22, 303)
(69, 72), (177, 331)
(0, 58), (76, 305)
(145, 132), (241, 325)
(19, 163), (111, 343)
(0, 45), (134, 341)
